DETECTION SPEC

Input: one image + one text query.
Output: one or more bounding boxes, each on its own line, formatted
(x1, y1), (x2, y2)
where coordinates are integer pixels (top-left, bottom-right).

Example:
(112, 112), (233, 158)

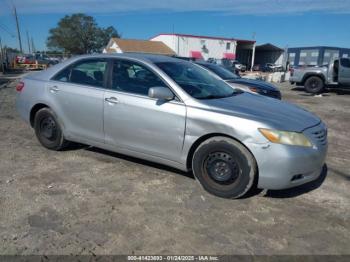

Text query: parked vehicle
(231, 60), (247, 72)
(195, 61), (282, 99)
(252, 64), (261, 71)
(16, 54), (327, 199)
(208, 58), (246, 73)
(290, 58), (350, 93)
(16, 53), (58, 66)
(263, 63), (283, 72)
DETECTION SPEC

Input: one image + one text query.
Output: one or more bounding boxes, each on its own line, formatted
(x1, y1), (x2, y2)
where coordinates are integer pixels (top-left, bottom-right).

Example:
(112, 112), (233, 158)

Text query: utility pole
(251, 32), (256, 72)
(14, 6), (23, 54)
(31, 37), (35, 53)
(0, 37), (5, 73)
(26, 30), (31, 54)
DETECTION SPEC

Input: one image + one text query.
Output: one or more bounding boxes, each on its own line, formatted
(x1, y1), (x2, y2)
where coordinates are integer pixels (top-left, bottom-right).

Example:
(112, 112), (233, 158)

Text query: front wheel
(192, 137), (257, 199)
(34, 108), (68, 150)
(304, 76), (324, 94)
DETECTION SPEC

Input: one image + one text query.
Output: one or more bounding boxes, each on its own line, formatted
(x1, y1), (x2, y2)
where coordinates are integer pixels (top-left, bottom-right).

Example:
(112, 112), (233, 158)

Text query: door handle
(105, 97), (119, 104)
(49, 86), (59, 93)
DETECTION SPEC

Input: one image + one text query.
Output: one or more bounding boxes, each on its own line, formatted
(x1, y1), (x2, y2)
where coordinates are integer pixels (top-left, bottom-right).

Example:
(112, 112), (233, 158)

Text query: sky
(0, 0), (349, 52)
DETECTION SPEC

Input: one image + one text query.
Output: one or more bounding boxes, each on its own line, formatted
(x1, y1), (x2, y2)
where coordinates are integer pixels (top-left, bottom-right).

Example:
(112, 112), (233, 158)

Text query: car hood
(202, 92), (320, 132)
(227, 78), (278, 91)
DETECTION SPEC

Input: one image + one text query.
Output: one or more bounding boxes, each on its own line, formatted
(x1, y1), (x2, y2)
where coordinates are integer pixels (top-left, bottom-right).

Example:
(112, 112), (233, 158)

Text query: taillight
(16, 81), (24, 92)
(290, 68), (294, 76)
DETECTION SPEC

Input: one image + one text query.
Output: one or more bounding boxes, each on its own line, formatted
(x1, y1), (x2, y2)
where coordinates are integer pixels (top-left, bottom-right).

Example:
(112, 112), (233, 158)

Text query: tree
(47, 13), (120, 54)
(4, 46), (20, 53)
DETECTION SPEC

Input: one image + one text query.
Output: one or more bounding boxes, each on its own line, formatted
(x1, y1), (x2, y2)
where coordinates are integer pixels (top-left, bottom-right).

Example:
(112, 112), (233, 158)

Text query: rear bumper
(15, 92), (31, 125)
(247, 123), (328, 190)
(289, 76), (301, 83)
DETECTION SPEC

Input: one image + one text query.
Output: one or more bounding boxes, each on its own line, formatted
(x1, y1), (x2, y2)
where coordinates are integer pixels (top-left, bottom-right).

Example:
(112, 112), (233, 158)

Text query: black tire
(34, 108), (68, 150)
(192, 136), (257, 199)
(304, 76), (324, 94)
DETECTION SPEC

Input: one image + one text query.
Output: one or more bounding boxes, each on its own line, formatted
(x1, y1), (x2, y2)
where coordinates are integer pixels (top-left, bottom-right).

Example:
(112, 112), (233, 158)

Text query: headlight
(248, 87), (259, 93)
(259, 128), (312, 147)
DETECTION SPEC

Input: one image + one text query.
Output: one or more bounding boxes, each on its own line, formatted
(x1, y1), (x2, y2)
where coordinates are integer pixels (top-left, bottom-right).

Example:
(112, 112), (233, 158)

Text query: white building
(150, 33), (256, 69)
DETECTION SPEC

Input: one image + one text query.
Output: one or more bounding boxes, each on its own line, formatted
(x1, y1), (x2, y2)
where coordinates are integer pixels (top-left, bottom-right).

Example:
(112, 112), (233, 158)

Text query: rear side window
(53, 59), (107, 88)
(111, 60), (165, 96)
(340, 58), (350, 68)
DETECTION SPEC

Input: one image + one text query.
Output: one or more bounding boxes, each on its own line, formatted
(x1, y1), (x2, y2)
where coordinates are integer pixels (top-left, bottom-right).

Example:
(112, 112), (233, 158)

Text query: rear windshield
(199, 63), (240, 80)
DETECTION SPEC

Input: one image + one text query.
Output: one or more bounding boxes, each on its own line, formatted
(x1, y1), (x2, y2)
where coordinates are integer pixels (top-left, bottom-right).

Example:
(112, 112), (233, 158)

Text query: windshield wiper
(199, 92), (240, 100)
(198, 95), (225, 100)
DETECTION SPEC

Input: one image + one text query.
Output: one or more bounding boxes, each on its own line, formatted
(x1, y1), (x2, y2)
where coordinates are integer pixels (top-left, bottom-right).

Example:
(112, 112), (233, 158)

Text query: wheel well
(302, 74), (325, 85)
(30, 103), (49, 127)
(186, 133), (256, 170)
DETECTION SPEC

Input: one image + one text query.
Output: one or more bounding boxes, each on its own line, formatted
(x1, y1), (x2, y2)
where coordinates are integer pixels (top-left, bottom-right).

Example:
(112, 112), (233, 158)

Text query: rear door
(339, 58), (350, 85)
(103, 59), (186, 162)
(49, 58), (107, 143)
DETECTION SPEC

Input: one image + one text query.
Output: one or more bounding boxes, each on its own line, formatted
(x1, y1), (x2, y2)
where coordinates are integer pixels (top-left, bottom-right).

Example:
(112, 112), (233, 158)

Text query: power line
(0, 23), (15, 37)
(0, 20), (13, 32)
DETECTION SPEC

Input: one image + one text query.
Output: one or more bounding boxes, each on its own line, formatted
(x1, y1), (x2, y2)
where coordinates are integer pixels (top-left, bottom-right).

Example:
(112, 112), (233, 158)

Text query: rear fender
(302, 73), (325, 85)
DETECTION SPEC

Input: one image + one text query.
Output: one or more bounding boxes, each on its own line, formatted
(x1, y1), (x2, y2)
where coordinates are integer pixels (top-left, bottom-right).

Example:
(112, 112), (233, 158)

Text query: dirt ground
(0, 79), (349, 255)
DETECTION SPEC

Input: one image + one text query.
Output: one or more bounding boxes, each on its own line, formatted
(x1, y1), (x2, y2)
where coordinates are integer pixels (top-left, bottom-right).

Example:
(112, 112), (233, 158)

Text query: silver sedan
(16, 54), (327, 198)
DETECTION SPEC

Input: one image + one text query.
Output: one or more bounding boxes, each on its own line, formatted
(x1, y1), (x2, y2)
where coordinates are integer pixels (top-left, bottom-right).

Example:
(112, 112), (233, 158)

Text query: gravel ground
(0, 80), (349, 255)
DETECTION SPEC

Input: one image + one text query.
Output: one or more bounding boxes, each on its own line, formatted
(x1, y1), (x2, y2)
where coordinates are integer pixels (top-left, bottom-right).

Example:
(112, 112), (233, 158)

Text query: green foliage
(47, 13), (120, 54)
(4, 46), (20, 53)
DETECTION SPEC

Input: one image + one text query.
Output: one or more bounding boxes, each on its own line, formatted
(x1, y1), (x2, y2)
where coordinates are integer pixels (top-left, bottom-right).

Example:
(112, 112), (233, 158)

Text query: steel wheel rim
(40, 116), (57, 141)
(204, 152), (241, 185)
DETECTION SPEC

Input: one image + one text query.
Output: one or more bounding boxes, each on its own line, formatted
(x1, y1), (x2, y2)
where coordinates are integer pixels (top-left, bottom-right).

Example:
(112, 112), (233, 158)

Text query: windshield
(156, 61), (241, 99)
(199, 63), (240, 80)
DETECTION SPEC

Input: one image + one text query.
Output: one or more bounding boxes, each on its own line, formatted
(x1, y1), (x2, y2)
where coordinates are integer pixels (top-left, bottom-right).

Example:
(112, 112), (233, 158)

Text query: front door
(339, 58), (350, 85)
(49, 58), (108, 143)
(103, 59), (186, 162)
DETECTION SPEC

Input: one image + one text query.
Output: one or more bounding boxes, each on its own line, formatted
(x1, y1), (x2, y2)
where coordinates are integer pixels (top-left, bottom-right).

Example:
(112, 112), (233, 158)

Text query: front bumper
(247, 123), (328, 190)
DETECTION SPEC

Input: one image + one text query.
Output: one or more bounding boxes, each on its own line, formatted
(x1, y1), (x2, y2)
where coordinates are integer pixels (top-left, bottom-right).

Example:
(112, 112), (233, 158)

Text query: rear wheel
(34, 108), (68, 150)
(192, 137), (257, 199)
(304, 76), (324, 94)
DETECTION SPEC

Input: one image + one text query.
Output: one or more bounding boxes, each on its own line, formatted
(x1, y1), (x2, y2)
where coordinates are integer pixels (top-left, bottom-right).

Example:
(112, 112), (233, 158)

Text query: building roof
(256, 43), (284, 52)
(150, 33), (255, 44)
(287, 46), (350, 51)
(107, 38), (176, 56)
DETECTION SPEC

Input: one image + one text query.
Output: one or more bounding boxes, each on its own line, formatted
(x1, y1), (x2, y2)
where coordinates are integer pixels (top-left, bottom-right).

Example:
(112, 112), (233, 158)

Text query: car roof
(72, 53), (184, 64)
(25, 53), (189, 81)
(194, 60), (215, 66)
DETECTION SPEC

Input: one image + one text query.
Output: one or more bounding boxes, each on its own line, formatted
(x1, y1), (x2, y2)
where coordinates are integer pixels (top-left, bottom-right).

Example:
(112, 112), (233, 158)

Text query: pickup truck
(289, 58), (350, 93)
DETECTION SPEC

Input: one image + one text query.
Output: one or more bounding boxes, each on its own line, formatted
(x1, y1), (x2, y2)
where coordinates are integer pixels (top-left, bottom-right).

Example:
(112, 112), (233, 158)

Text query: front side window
(111, 60), (165, 96)
(156, 61), (241, 99)
(324, 50), (340, 65)
(53, 59), (107, 88)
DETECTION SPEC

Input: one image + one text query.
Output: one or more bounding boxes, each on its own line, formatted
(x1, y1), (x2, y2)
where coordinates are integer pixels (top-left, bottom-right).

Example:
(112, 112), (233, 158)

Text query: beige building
(103, 38), (176, 56)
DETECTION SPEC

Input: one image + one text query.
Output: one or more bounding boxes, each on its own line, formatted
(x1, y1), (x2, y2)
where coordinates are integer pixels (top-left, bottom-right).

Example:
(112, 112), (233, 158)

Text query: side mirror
(148, 87), (174, 101)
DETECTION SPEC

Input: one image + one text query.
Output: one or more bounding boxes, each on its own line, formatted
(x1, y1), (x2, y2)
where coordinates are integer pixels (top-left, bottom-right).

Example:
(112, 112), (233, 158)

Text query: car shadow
(327, 166), (350, 181)
(85, 146), (195, 180)
(263, 164), (328, 198)
(291, 87), (305, 92)
(62, 143), (330, 198)
(332, 89), (350, 95)
(291, 86), (350, 96)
